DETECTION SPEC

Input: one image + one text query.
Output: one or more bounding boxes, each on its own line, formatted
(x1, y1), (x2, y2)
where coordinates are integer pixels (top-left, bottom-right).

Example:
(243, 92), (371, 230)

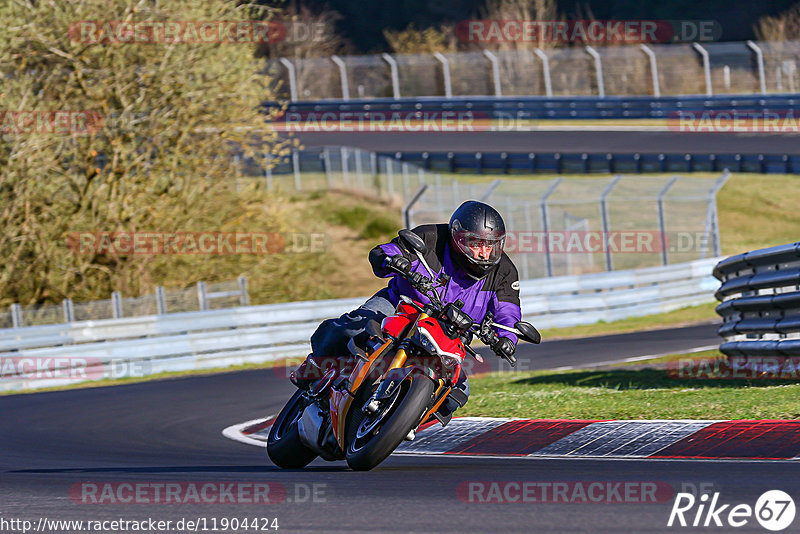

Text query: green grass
(319, 202), (400, 242)
(327, 206), (374, 229)
(462, 352), (800, 420)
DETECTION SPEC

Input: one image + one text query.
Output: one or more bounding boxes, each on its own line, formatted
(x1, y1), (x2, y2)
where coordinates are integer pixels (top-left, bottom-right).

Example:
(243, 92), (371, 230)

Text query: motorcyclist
(291, 200), (522, 419)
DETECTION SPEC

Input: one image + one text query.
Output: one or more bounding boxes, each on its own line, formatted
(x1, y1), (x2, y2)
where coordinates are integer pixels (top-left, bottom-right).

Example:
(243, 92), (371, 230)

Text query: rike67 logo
(668, 490), (795, 531)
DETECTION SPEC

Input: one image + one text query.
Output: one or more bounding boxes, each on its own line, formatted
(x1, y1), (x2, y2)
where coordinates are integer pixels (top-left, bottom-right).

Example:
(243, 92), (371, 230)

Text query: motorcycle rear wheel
(267, 390), (319, 469)
(345, 376), (434, 471)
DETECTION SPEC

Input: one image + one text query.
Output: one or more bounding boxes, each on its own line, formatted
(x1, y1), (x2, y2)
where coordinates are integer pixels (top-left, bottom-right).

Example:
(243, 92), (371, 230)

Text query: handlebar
(388, 262), (517, 366)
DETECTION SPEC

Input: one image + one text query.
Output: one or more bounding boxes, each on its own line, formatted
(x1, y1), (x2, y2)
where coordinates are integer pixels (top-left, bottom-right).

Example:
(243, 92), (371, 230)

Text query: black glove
(494, 336), (516, 365)
(383, 255), (411, 274)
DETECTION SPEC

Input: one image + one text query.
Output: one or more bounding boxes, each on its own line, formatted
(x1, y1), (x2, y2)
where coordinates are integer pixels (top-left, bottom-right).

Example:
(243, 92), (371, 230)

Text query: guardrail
(2, 277), (249, 330)
(255, 146), (800, 178)
(271, 94), (800, 120)
(380, 151), (800, 175)
(714, 242), (800, 359)
(0, 258), (719, 391)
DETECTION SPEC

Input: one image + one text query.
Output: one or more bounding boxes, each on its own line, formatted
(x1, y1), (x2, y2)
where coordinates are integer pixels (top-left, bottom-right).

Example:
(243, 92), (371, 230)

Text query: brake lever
(463, 343), (484, 363)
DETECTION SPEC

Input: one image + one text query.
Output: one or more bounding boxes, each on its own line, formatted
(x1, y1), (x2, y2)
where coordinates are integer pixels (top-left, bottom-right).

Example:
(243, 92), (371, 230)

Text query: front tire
(345, 376), (435, 471)
(267, 390), (318, 469)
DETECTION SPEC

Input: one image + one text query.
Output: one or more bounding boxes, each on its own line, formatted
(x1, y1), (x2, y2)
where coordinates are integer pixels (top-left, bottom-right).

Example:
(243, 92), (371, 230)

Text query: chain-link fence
(239, 145), (730, 279)
(1, 277), (249, 329)
(271, 40), (800, 99)
(252, 146), (457, 202)
(406, 173), (729, 278)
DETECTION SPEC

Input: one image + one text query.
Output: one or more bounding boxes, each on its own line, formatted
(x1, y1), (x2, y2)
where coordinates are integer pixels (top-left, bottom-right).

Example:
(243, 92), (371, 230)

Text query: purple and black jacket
(368, 224), (523, 346)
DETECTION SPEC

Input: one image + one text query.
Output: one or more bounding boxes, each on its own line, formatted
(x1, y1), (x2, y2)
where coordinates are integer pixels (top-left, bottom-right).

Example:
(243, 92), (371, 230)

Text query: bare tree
(756, 3), (800, 41)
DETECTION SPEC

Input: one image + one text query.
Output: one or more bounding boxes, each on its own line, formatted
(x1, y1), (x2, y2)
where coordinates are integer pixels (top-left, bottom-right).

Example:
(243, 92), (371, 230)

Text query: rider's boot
(425, 387), (468, 427)
(289, 356), (325, 390)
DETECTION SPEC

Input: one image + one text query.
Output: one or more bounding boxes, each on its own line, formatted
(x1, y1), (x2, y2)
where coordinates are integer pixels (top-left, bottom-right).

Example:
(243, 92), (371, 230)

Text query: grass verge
(462, 350), (800, 420)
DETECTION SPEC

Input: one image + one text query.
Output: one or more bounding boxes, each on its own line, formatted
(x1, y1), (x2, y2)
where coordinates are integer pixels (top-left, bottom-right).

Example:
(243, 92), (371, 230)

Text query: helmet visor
(451, 220), (505, 265)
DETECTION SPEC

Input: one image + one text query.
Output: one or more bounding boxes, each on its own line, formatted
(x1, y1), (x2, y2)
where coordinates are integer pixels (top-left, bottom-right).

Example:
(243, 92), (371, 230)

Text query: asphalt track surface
(2, 322), (799, 533)
(293, 130), (800, 155)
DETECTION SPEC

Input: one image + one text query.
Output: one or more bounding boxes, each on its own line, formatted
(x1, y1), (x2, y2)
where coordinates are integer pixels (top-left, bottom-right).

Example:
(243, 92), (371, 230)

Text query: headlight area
(416, 327), (463, 369)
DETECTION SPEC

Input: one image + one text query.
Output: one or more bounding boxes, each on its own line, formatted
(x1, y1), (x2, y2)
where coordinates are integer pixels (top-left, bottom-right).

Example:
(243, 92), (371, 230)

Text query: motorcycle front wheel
(267, 390), (319, 469)
(345, 375), (435, 471)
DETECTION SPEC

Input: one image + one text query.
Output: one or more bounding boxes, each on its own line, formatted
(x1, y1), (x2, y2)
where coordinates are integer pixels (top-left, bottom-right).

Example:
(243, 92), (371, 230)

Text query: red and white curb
(222, 416), (276, 448)
(223, 417), (800, 460)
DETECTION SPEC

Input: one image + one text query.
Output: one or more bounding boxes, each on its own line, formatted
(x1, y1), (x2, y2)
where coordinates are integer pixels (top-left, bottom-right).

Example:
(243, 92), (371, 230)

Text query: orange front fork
(329, 338), (394, 451)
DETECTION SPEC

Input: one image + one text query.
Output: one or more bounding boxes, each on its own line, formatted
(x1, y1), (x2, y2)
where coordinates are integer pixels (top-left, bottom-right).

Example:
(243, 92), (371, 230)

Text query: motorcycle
(267, 229), (541, 471)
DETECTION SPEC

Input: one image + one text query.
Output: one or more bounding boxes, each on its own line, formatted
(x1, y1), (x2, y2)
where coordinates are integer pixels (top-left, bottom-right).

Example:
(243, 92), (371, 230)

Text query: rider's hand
(494, 336), (516, 359)
(383, 255), (411, 274)
(409, 271), (427, 286)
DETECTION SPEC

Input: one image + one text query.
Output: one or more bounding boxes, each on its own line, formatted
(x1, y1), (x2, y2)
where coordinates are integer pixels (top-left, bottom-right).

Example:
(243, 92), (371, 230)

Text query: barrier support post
(381, 53), (400, 99)
(746, 40), (767, 95)
(640, 44), (661, 97)
(600, 175), (622, 271)
(586, 46), (605, 98)
(279, 58), (298, 101)
(540, 178), (562, 277)
(533, 48), (553, 97)
(483, 49), (502, 97)
(657, 177), (679, 265)
(433, 52), (453, 98)
(692, 43), (713, 96)
(331, 55), (350, 100)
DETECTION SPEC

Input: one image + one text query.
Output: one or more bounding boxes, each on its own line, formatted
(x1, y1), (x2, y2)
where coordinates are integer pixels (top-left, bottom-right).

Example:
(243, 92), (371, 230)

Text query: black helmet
(449, 201), (506, 280)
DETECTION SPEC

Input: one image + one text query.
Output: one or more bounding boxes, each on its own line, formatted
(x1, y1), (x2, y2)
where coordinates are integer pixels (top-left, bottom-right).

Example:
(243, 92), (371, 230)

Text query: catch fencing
(714, 242), (800, 359)
(1, 277), (249, 330)
(252, 146), (454, 200)
(407, 173), (728, 277)
(0, 258), (719, 392)
(268, 40), (800, 100)
(239, 147), (729, 276)
(238, 147), (728, 277)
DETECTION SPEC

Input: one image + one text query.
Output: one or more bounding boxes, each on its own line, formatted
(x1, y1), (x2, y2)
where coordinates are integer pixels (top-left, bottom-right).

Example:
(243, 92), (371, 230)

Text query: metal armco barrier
(0, 258), (719, 392)
(381, 151), (800, 176)
(714, 242), (800, 358)
(270, 94), (800, 120)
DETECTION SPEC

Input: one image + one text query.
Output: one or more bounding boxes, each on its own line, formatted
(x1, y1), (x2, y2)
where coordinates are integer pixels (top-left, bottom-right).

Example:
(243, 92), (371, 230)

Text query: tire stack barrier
(714, 242), (800, 359)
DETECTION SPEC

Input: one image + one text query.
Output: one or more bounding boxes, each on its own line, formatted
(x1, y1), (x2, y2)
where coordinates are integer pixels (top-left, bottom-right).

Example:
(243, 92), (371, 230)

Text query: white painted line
(488, 125), (671, 132)
(548, 345), (719, 372)
(221, 416), (274, 448)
